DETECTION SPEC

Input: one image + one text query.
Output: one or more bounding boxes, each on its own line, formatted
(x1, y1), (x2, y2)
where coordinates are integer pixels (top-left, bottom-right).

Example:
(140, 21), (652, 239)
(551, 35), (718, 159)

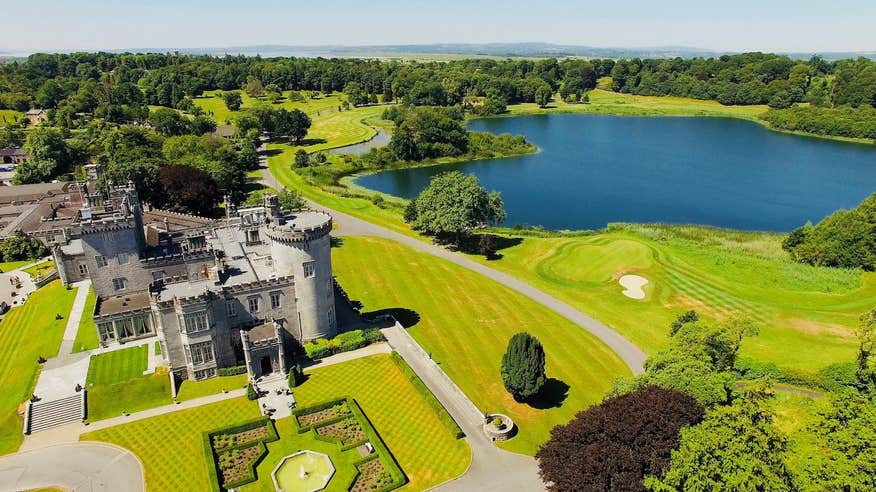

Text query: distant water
(355, 115), (876, 231)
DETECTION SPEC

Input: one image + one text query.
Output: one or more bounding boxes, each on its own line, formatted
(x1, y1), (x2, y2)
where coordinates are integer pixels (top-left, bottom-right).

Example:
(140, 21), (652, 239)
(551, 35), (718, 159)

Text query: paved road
(382, 322), (546, 491)
(0, 442), (144, 492)
(261, 165), (647, 375)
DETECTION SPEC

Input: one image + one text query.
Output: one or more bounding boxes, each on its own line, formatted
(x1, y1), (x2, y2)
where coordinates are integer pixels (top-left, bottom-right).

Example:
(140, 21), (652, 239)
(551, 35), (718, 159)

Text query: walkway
(382, 321), (545, 491)
(58, 280), (92, 356)
(261, 165), (647, 375)
(0, 442), (144, 492)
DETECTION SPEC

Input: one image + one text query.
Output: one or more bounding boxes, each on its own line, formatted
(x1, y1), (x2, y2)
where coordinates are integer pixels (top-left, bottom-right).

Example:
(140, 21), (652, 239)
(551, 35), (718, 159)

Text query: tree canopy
(537, 386), (704, 492)
(500, 332), (547, 401)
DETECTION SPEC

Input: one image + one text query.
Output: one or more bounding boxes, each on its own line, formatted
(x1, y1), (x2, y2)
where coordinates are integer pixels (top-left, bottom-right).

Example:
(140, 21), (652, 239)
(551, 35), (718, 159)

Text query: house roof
(0, 147), (23, 157)
(95, 291), (152, 317)
(26, 109), (46, 115)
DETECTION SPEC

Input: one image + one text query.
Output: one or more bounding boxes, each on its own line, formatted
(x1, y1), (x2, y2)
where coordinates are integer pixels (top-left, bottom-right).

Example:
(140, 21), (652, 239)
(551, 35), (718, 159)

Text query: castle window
(194, 368), (215, 380)
(227, 302), (237, 317)
(151, 271), (165, 282)
(327, 307), (335, 327)
(248, 296), (260, 313)
(112, 278), (127, 291)
(185, 341), (215, 366)
(94, 255), (107, 268)
(115, 318), (134, 339)
(78, 263), (88, 275)
(133, 315), (152, 336)
(98, 322), (115, 342)
(181, 311), (209, 334)
(303, 261), (316, 278)
(270, 291), (281, 309)
(118, 253), (130, 265)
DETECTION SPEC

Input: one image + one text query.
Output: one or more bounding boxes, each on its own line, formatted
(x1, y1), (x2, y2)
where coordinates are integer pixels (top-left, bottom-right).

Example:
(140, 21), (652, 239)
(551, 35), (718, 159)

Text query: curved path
(0, 442), (144, 492)
(261, 165), (647, 375)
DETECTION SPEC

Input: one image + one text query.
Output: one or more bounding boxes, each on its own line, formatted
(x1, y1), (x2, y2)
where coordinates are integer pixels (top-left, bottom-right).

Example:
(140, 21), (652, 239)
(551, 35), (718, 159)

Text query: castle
(53, 184), (339, 382)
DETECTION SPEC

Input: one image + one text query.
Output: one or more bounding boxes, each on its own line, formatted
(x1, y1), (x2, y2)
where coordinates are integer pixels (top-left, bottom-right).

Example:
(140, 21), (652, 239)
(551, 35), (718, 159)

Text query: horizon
(3, 0), (875, 54)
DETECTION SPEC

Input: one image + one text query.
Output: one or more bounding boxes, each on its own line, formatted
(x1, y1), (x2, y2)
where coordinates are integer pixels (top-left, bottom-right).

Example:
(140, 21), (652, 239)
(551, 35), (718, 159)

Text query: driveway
(0, 442), (144, 492)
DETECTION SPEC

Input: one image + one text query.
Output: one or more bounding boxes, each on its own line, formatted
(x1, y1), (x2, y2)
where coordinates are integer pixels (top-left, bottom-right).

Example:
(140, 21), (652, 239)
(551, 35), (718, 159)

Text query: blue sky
(2, 0), (874, 53)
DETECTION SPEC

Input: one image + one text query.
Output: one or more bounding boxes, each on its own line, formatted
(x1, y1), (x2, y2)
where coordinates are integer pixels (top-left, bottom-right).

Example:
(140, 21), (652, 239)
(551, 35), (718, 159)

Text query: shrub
(246, 383), (257, 401)
(218, 365), (247, 377)
(336, 330), (367, 352)
(363, 328), (385, 344)
(287, 364), (304, 388)
(303, 329), (383, 359)
(500, 332), (546, 401)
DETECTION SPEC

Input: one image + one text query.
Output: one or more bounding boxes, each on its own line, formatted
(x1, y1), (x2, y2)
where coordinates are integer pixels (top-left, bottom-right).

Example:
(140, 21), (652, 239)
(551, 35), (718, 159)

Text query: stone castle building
(53, 184), (340, 381)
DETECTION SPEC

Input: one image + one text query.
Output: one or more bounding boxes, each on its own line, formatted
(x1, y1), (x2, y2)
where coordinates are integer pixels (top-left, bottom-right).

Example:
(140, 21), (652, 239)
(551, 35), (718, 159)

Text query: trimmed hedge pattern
(202, 417), (279, 491)
(218, 365), (247, 377)
(294, 397), (407, 492)
(304, 328), (385, 359)
(389, 352), (465, 439)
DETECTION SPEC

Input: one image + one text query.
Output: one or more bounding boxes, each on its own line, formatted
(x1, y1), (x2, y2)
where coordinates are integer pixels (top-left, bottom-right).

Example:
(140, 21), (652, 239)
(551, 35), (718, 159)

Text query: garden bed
(315, 417), (365, 445)
(350, 457), (395, 492)
(202, 417), (279, 491)
(217, 443), (263, 486)
(212, 425), (269, 452)
(296, 399), (352, 429)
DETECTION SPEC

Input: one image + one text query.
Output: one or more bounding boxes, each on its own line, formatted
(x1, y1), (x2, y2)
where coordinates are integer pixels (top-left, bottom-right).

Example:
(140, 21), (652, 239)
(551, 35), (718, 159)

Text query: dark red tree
(536, 386), (704, 491)
(155, 164), (221, 217)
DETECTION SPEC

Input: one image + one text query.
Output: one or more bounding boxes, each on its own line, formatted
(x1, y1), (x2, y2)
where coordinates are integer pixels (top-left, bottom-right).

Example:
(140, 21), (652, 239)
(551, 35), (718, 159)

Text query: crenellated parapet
(264, 212), (332, 244)
(221, 276), (294, 295)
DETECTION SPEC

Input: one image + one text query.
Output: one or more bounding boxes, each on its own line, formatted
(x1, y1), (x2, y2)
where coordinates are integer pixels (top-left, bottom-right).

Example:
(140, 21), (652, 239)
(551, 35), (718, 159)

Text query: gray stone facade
(54, 186), (337, 381)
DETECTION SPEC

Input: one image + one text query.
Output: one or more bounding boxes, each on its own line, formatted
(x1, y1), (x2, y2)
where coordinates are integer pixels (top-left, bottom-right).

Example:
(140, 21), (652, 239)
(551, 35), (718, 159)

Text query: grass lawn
(176, 374), (248, 402)
(769, 387), (829, 479)
(22, 260), (55, 279)
(0, 109), (22, 127)
(86, 344), (172, 421)
(0, 281), (76, 455)
(193, 91), (350, 125)
(331, 237), (631, 455)
(466, 225), (871, 375)
(72, 287), (98, 353)
(0, 260), (32, 272)
(82, 397), (261, 492)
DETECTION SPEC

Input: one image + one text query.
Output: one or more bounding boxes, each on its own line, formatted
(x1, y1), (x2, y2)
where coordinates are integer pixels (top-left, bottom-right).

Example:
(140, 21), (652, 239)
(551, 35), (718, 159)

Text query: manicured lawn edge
(202, 417), (279, 491)
(389, 351), (465, 439)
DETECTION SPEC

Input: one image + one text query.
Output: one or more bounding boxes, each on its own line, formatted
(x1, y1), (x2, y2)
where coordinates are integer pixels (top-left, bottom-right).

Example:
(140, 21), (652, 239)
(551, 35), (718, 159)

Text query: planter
(483, 413), (516, 441)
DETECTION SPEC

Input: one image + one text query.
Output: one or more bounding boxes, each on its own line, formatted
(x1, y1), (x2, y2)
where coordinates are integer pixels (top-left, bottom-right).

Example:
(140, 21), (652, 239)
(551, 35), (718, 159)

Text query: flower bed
(296, 400), (352, 428)
(315, 417), (365, 446)
(217, 443), (263, 486)
(212, 426), (269, 452)
(350, 457), (395, 492)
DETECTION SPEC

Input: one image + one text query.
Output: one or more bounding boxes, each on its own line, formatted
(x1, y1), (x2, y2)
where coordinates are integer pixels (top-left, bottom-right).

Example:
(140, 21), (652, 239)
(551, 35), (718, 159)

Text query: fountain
(271, 450), (335, 492)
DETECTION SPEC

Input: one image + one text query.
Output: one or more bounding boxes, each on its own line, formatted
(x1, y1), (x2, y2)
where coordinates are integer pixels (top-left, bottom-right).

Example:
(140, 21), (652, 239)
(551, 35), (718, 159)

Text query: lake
(354, 115), (876, 231)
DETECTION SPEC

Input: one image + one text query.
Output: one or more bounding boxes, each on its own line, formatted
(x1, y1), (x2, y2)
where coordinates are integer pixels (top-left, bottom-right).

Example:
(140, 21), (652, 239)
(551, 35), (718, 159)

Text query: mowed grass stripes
(331, 236), (631, 455)
(0, 281), (76, 455)
(87, 344), (149, 386)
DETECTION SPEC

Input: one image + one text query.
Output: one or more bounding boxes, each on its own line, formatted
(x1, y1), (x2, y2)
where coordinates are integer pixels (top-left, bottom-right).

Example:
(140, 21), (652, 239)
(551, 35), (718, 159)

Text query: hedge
(202, 417), (279, 491)
(389, 351), (465, 439)
(292, 398), (351, 433)
(303, 328), (385, 359)
(734, 357), (861, 392)
(218, 365), (247, 377)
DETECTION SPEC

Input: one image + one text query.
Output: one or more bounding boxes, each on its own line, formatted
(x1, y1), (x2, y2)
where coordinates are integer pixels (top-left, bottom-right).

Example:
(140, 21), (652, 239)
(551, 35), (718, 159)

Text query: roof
(0, 181), (71, 203)
(95, 291), (152, 317)
(26, 109), (46, 115)
(246, 322), (278, 342)
(0, 148), (23, 157)
(143, 209), (215, 233)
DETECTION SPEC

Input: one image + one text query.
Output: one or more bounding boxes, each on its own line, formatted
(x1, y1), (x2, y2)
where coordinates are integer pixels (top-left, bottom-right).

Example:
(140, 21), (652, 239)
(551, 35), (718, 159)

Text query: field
(469, 225), (872, 374)
(82, 397), (261, 492)
(0, 260), (32, 272)
(85, 345), (171, 421)
(247, 353), (470, 491)
(0, 281), (76, 455)
(331, 236), (631, 455)
(0, 109), (22, 126)
(84, 353), (470, 492)
(193, 90), (351, 125)
(72, 287), (98, 353)
(176, 373), (248, 401)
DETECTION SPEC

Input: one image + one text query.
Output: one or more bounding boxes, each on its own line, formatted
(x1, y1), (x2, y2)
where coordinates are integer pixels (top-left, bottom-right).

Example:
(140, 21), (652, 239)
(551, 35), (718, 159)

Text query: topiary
(246, 383), (257, 400)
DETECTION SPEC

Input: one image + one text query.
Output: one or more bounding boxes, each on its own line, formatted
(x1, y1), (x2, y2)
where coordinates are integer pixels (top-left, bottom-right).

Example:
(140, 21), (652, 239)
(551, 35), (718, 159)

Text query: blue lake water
(355, 115), (876, 231)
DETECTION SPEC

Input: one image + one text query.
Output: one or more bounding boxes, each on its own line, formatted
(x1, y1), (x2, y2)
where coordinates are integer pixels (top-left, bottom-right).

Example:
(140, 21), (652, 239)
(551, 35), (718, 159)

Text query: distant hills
(2, 43), (875, 61)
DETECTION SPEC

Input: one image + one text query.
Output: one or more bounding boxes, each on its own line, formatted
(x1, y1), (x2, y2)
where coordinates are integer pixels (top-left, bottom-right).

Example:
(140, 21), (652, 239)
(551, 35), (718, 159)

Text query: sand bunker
(619, 275), (649, 300)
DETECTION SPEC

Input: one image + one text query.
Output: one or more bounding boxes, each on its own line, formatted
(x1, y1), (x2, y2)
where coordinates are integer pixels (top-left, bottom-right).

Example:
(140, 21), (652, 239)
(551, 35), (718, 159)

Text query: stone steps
(28, 393), (84, 433)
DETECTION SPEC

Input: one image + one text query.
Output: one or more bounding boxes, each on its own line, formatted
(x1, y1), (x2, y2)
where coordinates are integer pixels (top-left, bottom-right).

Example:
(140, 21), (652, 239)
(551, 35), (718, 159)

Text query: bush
(218, 365), (247, 377)
(363, 328), (385, 344)
(336, 330), (367, 352)
(288, 364), (304, 388)
(246, 383), (257, 401)
(303, 329), (383, 359)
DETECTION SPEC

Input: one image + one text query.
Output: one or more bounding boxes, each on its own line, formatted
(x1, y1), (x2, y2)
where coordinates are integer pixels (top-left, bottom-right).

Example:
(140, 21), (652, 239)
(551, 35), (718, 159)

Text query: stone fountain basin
(272, 450), (335, 492)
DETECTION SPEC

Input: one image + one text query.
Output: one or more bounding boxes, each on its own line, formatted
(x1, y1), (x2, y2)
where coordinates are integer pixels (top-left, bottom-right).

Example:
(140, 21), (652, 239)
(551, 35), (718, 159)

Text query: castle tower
(264, 211), (336, 342)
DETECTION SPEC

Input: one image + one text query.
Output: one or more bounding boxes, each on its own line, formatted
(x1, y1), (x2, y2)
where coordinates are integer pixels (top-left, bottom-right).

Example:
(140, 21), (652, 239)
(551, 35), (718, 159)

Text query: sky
(2, 0), (875, 54)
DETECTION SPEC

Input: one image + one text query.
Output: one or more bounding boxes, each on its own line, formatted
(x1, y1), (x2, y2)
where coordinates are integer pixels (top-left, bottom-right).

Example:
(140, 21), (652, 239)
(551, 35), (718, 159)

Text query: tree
(273, 108), (311, 143)
(500, 332), (547, 401)
(670, 310), (699, 336)
(479, 234), (496, 259)
(406, 171), (506, 244)
(155, 164), (221, 217)
(344, 82), (370, 107)
(277, 188), (305, 212)
(856, 307), (876, 393)
(222, 92), (242, 111)
(645, 385), (793, 492)
(287, 364), (304, 388)
(535, 86), (552, 108)
(244, 77), (264, 98)
(14, 127), (70, 184)
(148, 107), (190, 136)
(798, 391), (876, 491)
(537, 386), (704, 492)
(0, 233), (48, 262)
(293, 149), (310, 168)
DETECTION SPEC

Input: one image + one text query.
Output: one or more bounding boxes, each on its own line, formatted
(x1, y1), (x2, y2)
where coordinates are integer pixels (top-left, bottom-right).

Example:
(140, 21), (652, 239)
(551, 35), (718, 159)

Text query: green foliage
(762, 105), (876, 140)
(217, 365), (247, 377)
(246, 383), (257, 401)
(796, 391), (876, 491)
(535, 86), (552, 107)
(277, 187), (305, 212)
(0, 233), (48, 262)
(645, 385), (794, 491)
(670, 310), (699, 336)
(386, 106), (469, 161)
(389, 351), (464, 439)
(287, 363), (304, 388)
(293, 148), (310, 168)
(303, 328), (385, 359)
(500, 332), (547, 401)
(222, 91), (242, 111)
(405, 171), (506, 242)
(14, 127), (70, 184)
(856, 307), (876, 393)
(784, 193), (876, 270)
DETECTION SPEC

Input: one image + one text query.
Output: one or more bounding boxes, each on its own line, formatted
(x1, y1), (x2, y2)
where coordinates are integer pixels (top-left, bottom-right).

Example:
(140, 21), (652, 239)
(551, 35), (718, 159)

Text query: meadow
(0, 281), (76, 455)
(193, 90), (353, 124)
(331, 236), (631, 455)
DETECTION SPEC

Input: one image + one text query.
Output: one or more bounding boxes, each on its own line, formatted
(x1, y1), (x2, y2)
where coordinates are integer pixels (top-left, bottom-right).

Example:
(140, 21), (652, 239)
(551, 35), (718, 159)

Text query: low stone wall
(483, 413), (516, 442)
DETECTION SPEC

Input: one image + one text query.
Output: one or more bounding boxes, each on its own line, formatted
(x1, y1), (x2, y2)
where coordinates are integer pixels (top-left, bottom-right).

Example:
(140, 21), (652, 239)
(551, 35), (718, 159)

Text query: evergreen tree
(501, 332), (547, 401)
